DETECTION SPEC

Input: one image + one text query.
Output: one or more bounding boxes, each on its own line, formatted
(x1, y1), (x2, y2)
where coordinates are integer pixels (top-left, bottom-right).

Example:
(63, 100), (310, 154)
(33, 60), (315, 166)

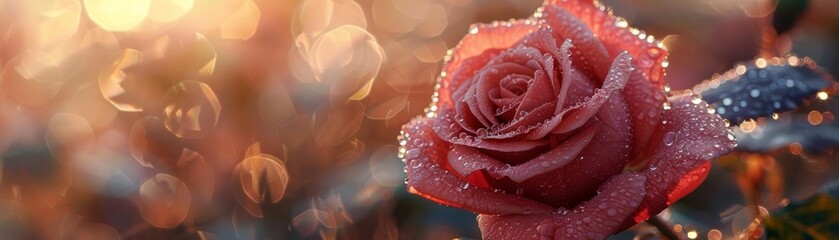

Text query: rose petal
(438, 20), (539, 109)
(464, 86), (495, 127)
(543, 0), (668, 153)
(477, 173), (647, 240)
(487, 101), (557, 139)
(516, 68), (556, 119)
(520, 90), (632, 208)
(624, 69), (667, 156)
(473, 60), (538, 127)
(544, 0), (667, 84)
(540, 4), (612, 80)
(552, 51), (633, 134)
(448, 124), (597, 183)
(434, 106), (548, 151)
(553, 39), (595, 110)
(631, 93), (736, 223)
(403, 117), (555, 215)
(500, 124), (597, 182)
(455, 94), (483, 133)
(527, 49), (632, 139)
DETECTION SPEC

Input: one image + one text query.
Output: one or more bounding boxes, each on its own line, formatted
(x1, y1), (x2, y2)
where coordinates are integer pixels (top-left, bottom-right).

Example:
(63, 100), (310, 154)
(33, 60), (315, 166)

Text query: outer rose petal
(520, 88), (632, 208)
(624, 70), (667, 156)
(540, 4), (612, 80)
(477, 173), (646, 240)
(543, 0), (667, 83)
(543, 0), (668, 153)
(402, 117), (555, 215)
(631, 93), (737, 223)
(437, 20), (539, 109)
(447, 124), (598, 183)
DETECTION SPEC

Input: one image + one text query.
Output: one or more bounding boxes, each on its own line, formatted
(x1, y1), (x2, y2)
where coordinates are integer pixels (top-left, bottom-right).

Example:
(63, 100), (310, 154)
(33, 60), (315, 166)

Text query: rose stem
(646, 215), (682, 240)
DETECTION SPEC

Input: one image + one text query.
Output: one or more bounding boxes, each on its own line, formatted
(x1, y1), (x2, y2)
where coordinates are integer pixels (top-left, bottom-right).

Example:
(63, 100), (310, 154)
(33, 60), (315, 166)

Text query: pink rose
(399, 0), (736, 239)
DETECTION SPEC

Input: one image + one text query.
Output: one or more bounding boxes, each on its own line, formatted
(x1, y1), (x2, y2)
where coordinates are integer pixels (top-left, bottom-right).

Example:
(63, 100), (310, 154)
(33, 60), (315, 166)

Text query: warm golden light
(735, 65), (747, 75)
(148, 0), (194, 23)
(808, 111), (823, 125)
(220, 0), (261, 40)
(739, 119), (757, 133)
(817, 91), (829, 100)
(83, 0), (151, 31)
(708, 229), (723, 240)
(754, 58), (767, 68)
(687, 230), (698, 239)
(99, 49), (144, 112)
(28, 0), (82, 46)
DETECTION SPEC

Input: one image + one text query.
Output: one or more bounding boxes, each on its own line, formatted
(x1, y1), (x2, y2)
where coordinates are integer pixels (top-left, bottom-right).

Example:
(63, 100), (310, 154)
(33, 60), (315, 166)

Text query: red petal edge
(543, 0), (668, 154)
(402, 117), (554, 215)
(632, 93), (736, 223)
(543, 0), (667, 84)
(437, 20), (539, 109)
(477, 173), (646, 240)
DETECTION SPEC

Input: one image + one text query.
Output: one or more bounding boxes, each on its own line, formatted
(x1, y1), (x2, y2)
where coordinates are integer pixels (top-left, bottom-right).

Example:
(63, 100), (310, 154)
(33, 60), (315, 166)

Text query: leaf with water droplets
(735, 115), (839, 154)
(694, 56), (835, 124)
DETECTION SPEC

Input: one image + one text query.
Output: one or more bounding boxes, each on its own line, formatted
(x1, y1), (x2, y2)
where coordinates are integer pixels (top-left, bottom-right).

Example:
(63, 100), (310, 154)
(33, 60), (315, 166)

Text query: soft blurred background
(0, 0), (837, 239)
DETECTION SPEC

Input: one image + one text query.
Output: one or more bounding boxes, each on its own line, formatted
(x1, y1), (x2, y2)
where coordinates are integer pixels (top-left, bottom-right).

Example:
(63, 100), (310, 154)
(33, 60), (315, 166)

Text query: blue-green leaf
(695, 56), (834, 124)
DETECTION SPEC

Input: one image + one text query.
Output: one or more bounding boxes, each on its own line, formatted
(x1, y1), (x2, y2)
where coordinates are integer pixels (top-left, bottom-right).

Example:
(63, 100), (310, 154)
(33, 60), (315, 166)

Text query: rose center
(499, 74), (531, 97)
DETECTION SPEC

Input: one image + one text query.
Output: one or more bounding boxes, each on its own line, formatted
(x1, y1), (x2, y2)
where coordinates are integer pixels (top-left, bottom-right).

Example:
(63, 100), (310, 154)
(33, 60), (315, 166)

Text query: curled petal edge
(403, 117), (555, 215)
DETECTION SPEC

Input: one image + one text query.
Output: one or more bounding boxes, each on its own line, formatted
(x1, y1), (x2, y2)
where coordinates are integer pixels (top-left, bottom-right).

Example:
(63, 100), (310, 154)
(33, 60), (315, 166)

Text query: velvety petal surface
(437, 20), (539, 109)
(433, 106), (548, 152)
(543, 0), (667, 84)
(477, 173), (647, 240)
(631, 93), (737, 223)
(527, 49), (633, 139)
(540, 4), (612, 80)
(543, 0), (668, 154)
(402, 117), (555, 215)
(447, 124), (598, 183)
(520, 88), (632, 208)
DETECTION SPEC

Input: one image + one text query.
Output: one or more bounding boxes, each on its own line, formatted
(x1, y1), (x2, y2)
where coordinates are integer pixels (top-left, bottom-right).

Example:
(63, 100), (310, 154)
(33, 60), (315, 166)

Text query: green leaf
(765, 194), (839, 240)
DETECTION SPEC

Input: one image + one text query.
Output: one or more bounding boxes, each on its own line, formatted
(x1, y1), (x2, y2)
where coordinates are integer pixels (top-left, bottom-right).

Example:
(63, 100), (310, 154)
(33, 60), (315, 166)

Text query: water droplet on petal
(663, 132), (677, 146)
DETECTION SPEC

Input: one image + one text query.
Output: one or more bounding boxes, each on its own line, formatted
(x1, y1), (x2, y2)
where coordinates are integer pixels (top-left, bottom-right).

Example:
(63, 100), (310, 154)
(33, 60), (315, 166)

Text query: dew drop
(540, 161), (550, 168)
(690, 94), (702, 104)
(663, 132), (677, 146)
(405, 149), (420, 159)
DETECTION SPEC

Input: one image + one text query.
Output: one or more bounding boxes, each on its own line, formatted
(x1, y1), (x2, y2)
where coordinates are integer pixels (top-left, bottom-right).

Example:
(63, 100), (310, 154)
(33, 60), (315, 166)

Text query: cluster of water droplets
(695, 56), (831, 124)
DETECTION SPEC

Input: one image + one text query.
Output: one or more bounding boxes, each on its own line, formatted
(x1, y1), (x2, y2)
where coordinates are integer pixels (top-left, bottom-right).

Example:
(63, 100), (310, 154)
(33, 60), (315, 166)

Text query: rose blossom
(398, 0), (736, 239)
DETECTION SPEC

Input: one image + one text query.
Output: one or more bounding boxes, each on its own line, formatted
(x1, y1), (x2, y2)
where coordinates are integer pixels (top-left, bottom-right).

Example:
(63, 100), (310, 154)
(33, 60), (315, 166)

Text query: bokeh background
(0, 0), (838, 239)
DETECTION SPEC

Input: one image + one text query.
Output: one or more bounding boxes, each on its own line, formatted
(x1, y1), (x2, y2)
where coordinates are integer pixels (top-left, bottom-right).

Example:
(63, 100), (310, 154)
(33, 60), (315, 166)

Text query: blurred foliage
(765, 193), (839, 239)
